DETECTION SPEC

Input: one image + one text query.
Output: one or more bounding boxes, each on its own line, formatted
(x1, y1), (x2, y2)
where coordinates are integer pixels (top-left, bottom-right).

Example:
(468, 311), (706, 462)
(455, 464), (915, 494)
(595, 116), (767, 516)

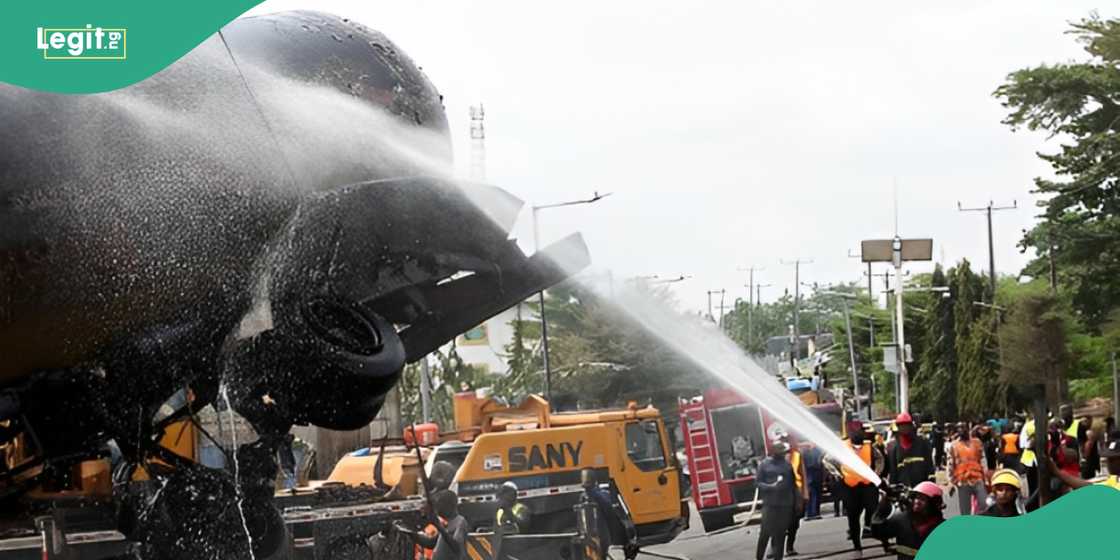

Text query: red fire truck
(679, 386), (844, 532)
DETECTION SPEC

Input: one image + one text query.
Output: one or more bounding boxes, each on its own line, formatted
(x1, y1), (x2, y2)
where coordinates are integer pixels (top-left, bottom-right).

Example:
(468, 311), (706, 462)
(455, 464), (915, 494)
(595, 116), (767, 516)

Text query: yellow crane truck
(328, 392), (690, 559)
(448, 393), (689, 554)
(0, 393), (687, 560)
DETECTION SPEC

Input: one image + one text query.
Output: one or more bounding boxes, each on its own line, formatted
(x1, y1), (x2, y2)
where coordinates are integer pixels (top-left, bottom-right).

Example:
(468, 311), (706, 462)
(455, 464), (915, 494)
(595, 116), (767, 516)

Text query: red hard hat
(895, 412), (913, 424)
(912, 481), (942, 499)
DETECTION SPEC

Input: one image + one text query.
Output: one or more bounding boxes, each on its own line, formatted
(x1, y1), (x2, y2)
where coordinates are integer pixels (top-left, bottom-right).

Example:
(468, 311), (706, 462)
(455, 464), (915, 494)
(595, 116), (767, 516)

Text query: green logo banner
(919, 485), (1119, 558)
(2, 1), (265, 93)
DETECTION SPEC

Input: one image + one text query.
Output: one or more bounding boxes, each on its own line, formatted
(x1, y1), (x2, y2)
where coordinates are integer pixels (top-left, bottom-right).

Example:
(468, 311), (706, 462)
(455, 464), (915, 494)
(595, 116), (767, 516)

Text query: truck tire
(699, 509), (735, 533)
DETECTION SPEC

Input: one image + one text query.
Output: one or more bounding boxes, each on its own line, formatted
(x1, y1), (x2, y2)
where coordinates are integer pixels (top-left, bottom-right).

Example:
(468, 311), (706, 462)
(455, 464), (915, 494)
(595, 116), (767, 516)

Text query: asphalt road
(642, 490), (967, 560)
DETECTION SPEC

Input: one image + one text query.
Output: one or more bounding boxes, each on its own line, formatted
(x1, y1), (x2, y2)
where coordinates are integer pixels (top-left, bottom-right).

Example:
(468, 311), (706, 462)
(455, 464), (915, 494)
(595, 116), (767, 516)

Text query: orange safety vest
(789, 450), (803, 490)
(842, 441), (873, 487)
(953, 440), (985, 483)
(1001, 433), (1019, 455)
(415, 517), (444, 560)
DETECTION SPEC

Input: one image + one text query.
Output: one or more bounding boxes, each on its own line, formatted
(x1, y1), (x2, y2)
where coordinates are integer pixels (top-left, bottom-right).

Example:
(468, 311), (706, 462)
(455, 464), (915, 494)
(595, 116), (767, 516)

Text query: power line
(737, 266), (765, 344)
(779, 259), (813, 362)
(957, 199), (1017, 300)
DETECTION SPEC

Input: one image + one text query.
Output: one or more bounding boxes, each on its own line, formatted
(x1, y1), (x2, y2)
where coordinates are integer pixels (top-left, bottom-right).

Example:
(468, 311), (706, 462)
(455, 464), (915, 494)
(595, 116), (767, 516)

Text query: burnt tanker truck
(0, 10), (588, 559)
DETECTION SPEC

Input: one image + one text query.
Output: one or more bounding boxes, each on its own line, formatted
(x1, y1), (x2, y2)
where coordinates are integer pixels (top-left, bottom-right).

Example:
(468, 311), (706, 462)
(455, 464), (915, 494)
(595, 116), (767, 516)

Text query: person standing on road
(755, 439), (796, 560)
(979, 425), (999, 472)
(886, 413), (934, 489)
(947, 422), (988, 515)
(399, 490), (468, 560)
(800, 441), (824, 520)
(930, 422), (946, 469)
(580, 468), (621, 560)
(1081, 417), (1101, 479)
(781, 436), (809, 557)
(870, 482), (946, 560)
(835, 427), (879, 552)
(1000, 423), (1022, 472)
(980, 469), (1023, 517)
(1056, 405), (1084, 473)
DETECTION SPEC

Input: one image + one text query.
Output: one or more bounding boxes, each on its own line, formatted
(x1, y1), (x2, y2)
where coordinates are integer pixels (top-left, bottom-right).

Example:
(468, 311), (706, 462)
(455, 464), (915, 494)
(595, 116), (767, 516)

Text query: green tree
(999, 288), (1071, 408)
(502, 280), (710, 414)
(399, 342), (493, 428)
(911, 265), (958, 421)
(951, 260), (1000, 419)
(995, 14), (1120, 329)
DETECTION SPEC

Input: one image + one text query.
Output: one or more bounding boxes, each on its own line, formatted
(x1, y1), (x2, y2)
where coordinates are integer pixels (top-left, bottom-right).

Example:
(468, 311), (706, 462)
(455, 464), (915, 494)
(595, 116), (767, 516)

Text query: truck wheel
(699, 509), (735, 532)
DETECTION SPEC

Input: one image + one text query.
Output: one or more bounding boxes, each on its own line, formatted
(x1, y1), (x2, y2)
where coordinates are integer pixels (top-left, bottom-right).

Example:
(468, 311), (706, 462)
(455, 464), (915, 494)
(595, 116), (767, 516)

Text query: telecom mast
(469, 104), (486, 181)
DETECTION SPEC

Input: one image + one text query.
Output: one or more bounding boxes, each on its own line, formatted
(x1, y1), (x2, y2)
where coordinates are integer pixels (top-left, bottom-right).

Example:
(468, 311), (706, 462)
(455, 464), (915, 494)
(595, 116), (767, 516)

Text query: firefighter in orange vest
(947, 422), (988, 515)
(833, 424), (881, 552)
(780, 434), (809, 557)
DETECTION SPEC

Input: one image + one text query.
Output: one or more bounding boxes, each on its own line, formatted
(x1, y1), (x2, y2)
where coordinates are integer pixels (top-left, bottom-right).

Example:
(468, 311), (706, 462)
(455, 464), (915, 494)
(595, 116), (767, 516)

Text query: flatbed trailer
(1, 487), (611, 560)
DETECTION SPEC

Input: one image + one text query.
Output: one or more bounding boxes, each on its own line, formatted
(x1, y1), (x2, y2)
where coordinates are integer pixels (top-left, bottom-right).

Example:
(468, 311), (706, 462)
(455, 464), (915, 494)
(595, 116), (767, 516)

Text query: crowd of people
(397, 462), (626, 560)
(752, 405), (1119, 559)
(394, 405), (1118, 560)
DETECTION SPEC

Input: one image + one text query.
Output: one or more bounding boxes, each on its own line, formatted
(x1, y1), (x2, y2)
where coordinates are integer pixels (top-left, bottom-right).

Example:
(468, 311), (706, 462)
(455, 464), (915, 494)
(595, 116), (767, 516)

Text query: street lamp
(650, 274), (691, 285)
(533, 192), (611, 404)
(861, 237), (933, 413)
(882, 284), (949, 412)
(821, 291), (865, 420)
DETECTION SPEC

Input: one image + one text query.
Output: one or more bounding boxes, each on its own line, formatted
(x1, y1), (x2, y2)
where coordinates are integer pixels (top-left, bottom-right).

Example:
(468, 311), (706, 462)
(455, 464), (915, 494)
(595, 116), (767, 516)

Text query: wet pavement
(643, 490), (966, 560)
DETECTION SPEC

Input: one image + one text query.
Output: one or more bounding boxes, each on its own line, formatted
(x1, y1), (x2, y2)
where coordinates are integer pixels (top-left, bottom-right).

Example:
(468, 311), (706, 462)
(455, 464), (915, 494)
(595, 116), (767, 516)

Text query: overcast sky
(245, 1), (1116, 314)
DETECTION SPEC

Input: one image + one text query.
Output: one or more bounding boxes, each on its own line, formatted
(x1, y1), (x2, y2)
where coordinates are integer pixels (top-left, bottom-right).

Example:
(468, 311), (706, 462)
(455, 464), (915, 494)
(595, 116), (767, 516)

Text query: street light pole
(885, 280), (949, 414)
(892, 237), (910, 413)
(532, 192), (611, 404)
(532, 207), (552, 402)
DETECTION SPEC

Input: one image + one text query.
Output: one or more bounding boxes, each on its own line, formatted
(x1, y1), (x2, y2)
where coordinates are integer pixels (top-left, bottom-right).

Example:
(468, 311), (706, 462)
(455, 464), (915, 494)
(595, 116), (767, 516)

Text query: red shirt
(1049, 432), (1080, 477)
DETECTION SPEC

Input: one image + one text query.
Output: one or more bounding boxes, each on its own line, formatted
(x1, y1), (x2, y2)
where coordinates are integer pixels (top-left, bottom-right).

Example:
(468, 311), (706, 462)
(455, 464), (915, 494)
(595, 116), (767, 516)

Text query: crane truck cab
(450, 393), (689, 551)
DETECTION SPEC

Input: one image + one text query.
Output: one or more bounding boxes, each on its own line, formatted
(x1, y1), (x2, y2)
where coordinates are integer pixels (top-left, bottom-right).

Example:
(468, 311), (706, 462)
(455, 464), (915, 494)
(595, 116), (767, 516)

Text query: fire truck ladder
(688, 412), (721, 504)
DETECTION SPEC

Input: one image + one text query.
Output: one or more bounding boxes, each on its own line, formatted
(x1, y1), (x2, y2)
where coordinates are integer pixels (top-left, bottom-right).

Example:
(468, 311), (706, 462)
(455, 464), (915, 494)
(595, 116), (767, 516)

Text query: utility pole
(419, 356), (432, 423)
(824, 292), (863, 419)
(848, 249), (873, 306)
(718, 290), (728, 329)
(706, 289), (727, 327)
(738, 266), (764, 345)
(887, 281), (899, 411)
(755, 283), (772, 308)
(958, 200), (1017, 300)
(469, 104), (486, 182)
(703, 288), (730, 327)
(865, 268), (892, 307)
(894, 239), (908, 413)
(781, 259), (812, 361)
(747, 283), (772, 352)
(862, 234), (931, 414)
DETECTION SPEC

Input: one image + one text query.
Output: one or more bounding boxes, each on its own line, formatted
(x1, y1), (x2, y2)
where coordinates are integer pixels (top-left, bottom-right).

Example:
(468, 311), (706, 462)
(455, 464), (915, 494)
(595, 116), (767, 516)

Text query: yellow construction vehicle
(449, 393), (689, 552)
(327, 392), (689, 558)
